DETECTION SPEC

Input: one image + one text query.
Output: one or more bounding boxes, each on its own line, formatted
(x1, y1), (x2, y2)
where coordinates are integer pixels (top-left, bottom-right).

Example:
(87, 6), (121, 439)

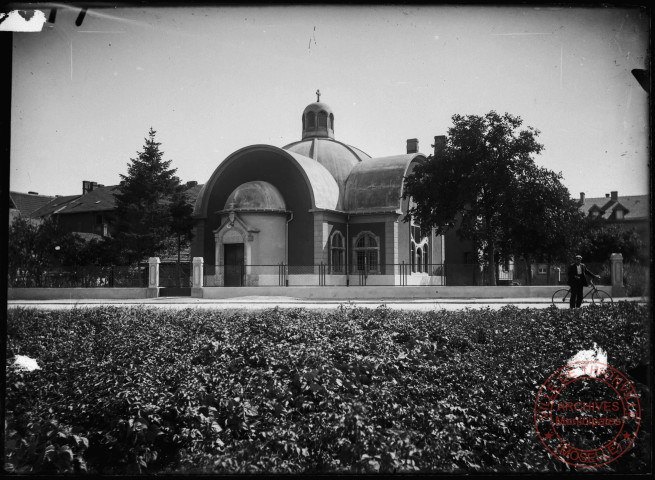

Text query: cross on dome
(316, 89), (321, 102)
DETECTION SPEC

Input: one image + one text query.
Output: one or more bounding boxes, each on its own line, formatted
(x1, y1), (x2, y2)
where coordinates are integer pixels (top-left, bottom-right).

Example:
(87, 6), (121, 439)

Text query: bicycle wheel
(552, 289), (570, 306)
(592, 290), (613, 305)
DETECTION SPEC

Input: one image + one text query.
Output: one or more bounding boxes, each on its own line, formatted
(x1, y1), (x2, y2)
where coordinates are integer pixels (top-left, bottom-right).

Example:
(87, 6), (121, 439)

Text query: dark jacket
(567, 262), (595, 287)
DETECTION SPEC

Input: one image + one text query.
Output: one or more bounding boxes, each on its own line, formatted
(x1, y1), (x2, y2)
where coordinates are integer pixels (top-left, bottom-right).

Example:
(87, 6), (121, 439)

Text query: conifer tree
(113, 128), (193, 264)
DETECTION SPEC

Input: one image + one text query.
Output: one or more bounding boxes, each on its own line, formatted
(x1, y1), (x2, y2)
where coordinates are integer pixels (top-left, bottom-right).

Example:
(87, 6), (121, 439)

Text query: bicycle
(551, 280), (613, 306)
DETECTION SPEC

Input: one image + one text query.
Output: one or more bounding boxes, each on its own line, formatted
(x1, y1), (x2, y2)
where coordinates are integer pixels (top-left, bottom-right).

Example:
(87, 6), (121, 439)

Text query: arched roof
(192, 183), (208, 216)
(193, 145), (339, 218)
(284, 150), (340, 210)
(224, 181), (286, 211)
(283, 138), (370, 208)
(303, 101), (334, 116)
(343, 153), (426, 212)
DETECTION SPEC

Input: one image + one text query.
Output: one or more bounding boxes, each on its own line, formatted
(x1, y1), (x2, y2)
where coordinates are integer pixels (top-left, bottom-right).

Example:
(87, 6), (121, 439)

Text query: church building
(190, 93), (445, 286)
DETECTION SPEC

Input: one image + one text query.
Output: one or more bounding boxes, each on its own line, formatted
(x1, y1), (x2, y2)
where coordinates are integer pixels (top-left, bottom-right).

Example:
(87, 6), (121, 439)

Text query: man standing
(567, 255), (600, 308)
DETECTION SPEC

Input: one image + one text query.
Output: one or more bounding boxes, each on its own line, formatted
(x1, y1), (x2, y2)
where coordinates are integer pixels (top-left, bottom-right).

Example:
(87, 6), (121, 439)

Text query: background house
(525, 190), (649, 286)
(8, 191), (55, 225)
(577, 190), (649, 245)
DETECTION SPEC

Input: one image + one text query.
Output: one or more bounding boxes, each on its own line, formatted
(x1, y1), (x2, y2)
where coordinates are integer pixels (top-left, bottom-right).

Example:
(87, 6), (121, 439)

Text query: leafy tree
(7, 217), (85, 286)
(504, 166), (583, 284)
(403, 111), (544, 285)
(113, 128), (194, 264)
(74, 237), (122, 266)
(576, 219), (646, 264)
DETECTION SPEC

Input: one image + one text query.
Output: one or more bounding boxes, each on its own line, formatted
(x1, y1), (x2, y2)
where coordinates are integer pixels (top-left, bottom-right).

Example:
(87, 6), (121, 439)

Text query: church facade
(190, 95), (445, 286)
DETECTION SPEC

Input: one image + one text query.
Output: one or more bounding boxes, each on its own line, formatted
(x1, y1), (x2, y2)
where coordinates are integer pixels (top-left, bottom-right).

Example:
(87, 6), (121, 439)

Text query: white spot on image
(566, 343), (608, 378)
(13, 355), (41, 371)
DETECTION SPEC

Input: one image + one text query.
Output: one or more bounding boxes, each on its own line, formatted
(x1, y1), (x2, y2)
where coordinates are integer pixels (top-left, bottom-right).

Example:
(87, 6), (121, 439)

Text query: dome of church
(224, 181), (286, 211)
(285, 94), (371, 208)
(283, 138), (370, 195)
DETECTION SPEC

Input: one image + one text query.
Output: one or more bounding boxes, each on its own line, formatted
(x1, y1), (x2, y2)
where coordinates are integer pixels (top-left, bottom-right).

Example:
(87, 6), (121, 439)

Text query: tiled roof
(55, 185), (121, 215)
(579, 194), (649, 221)
(32, 194), (82, 218)
(48, 183), (205, 216)
(9, 191), (55, 217)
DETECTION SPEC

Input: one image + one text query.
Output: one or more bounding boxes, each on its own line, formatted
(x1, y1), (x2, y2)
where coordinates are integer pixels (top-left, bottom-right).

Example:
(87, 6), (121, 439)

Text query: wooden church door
(224, 243), (244, 286)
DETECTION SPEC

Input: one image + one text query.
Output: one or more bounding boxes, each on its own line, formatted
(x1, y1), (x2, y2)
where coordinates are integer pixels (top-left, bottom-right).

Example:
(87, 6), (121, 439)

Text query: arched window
(302, 114), (305, 130)
(318, 111), (328, 128)
(410, 215), (429, 274)
(329, 113), (334, 131)
(354, 232), (379, 273)
(306, 111), (316, 129)
(330, 231), (345, 273)
(411, 241), (416, 272)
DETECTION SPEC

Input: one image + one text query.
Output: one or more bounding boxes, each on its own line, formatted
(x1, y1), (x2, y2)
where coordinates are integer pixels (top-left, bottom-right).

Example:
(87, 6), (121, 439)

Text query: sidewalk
(8, 296), (645, 306)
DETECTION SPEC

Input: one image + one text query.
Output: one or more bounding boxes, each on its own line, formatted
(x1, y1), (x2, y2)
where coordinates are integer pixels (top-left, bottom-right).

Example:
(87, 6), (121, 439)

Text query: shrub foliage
(5, 303), (650, 474)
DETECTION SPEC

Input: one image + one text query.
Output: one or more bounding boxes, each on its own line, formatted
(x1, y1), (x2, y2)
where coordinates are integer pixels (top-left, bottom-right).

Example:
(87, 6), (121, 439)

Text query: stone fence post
(610, 253), (625, 297)
(192, 257), (204, 298)
(147, 257), (160, 298)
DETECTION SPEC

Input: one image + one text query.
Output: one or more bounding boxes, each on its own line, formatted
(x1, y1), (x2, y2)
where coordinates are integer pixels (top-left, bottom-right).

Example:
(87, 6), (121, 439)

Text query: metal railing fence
(202, 262), (455, 287)
(8, 264), (148, 288)
(159, 262), (193, 288)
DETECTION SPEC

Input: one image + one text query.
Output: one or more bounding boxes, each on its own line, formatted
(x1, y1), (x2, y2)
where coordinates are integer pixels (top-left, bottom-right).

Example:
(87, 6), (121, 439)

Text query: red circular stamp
(534, 361), (641, 468)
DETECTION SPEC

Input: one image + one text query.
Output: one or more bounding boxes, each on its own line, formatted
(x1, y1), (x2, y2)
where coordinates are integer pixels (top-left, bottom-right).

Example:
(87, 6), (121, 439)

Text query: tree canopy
(504, 165), (584, 283)
(7, 216), (115, 286)
(113, 128), (194, 264)
(403, 111), (578, 285)
(576, 219), (646, 264)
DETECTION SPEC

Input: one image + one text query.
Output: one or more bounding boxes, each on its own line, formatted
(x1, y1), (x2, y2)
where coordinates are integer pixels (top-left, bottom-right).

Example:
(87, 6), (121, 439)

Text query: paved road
(7, 297), (643, 311)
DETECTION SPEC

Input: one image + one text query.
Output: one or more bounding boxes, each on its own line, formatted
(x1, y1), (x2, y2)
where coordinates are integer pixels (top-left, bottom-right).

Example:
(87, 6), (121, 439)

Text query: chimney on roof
(605, 193), (610, 198)
(28, 191), (39, 195)
(611, 191), (618, 201)
(433, 135), (446, 158)
(83, 181), (98, 195)
(580, 192), (585, 202)
(406, 138), (419, 154)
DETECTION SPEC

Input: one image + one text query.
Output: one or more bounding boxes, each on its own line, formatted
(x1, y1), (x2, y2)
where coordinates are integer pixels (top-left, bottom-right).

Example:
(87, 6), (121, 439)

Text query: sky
(10, 4), (650, 200)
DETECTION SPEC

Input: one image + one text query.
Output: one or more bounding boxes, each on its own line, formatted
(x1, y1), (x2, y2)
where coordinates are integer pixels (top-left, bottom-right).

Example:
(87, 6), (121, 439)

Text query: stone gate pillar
(192, 257), (204, 298)
(147, 257), (160, 298)
(610, 253), (625, 297)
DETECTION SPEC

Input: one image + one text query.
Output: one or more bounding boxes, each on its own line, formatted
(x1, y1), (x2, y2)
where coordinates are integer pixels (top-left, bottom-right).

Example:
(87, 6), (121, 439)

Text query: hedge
(5, 303), (651, 474)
